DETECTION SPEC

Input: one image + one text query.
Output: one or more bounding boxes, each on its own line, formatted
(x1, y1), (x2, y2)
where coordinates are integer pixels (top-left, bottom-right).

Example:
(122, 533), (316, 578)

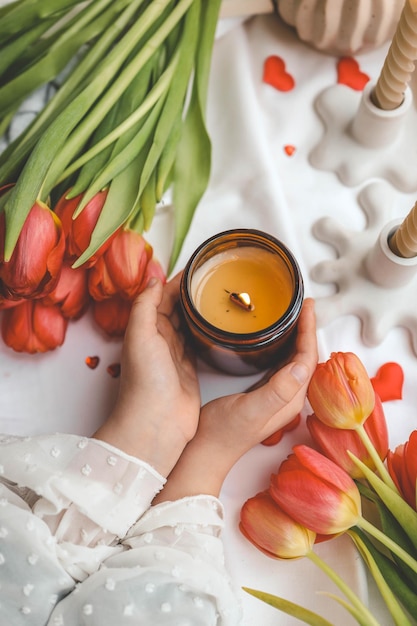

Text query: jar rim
(180, 228), (304, 348)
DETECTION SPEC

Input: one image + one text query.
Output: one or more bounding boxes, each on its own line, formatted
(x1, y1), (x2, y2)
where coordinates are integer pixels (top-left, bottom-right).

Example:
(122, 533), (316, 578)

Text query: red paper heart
(85, 355), (100, 369)
(107, 362), (121, 378)
(371, 362), (404, 402)
(337, 57), (369, 91)
(263, 55), (295, 92)
(284, 144), (296, 156)
(261, 413), (301, 446)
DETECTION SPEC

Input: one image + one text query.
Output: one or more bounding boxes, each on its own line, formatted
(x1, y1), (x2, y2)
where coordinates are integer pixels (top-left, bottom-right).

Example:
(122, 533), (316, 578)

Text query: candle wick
(227, 290), (255, 312)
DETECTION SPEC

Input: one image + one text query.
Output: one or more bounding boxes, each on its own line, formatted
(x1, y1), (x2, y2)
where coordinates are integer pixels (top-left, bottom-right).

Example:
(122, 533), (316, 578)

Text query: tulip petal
(308, 352), (375, 429)
(240, 491), (315, 559)
(293, 445), (359, 494)
(270, 469), (360, 535)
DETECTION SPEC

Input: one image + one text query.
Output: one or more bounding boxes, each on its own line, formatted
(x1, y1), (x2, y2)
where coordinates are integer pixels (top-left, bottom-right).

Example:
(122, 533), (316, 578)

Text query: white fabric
(0, 435), (241, 625)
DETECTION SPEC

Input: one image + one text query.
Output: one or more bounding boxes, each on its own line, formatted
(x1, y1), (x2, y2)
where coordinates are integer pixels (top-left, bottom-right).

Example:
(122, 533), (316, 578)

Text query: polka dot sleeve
(0, 434), (165, 578)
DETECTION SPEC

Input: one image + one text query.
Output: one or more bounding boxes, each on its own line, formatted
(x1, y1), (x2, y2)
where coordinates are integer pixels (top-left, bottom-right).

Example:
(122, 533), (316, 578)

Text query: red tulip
(54, 188), (115, 267)
(0, 200), (65, 299)
(387, 430), (417, 510)
(41, 262), (90, 319)
(0, 295), (23, 310)
(308, 352), (375, 430)
(270, 445), (362, 535)
(143, 256), (166, 286)
(88, 229), (157, 301)
(2, 299), (67, 353)
(240, 490), (316, 559)
(306, 393), (389, 478)
(92, 296), (131, 337)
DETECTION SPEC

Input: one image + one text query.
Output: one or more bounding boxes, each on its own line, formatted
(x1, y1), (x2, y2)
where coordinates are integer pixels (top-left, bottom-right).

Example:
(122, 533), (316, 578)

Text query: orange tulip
(41, 262), (90, 320)
(387, 431), (417, 511)
(0, 200), (65, 299)
(54, 188), (115, 267)
(308, 352), (375, 430)
(270, 445), (362, 535)
(2, 299), (67, 353)
(88, 229), (158, 301)
(306, 393), (389, 478)
(92, 296), (131, 337)
(240, 490), (316, 559)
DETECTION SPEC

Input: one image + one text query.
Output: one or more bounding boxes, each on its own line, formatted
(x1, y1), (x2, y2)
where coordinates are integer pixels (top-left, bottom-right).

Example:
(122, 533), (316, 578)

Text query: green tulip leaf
(0, 19), (56, 77)
(357, 482), (417, 559)
(0, 0), (80, 38)
(71, 156), (142, 268)
(0, 0), (116, 116)
(0, 0), (134, 181)
(169, 0), (221, 271)
(349, 453), (417, 551)
(137, 0), (199, 203)
(242, 588), (334, 626)
(1, 0), (177, 259)
(66, 55), (175, 213)
(349, 529), (415, 625)
(317, 592), (377, 626)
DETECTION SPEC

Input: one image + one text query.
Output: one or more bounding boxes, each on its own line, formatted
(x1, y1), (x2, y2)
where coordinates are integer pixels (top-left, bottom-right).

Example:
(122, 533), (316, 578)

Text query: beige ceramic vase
(277, 0), (405, 55)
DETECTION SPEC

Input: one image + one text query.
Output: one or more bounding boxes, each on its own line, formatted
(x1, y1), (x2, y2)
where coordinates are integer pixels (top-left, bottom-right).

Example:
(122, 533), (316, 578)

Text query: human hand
(93, 274), (201, 476)
(154, 298), (318, 501)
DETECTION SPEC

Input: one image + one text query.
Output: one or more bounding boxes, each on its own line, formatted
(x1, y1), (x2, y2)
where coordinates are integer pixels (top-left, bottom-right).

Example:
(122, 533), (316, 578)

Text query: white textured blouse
(0, 434), (242, 625)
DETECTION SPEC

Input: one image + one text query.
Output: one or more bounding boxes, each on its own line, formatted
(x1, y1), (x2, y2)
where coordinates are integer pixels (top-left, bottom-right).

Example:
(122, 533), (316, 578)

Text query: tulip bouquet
(0, 0), (221, 273)
(0, 0), (222, 353)
(0, 185), (165, 352)
(240, 352), (417, 626)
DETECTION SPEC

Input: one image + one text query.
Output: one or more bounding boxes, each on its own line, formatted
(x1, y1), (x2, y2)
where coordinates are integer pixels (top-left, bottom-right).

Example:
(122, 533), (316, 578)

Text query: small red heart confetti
(261, 413), (301, 446)
(107, 362), (121, 378)
(337, 57), (369, 91)
(85, 356), (100, 369)
(284, 144), (296, 156)
(263, 55), (295, 92)
(371, 362), (404, 402)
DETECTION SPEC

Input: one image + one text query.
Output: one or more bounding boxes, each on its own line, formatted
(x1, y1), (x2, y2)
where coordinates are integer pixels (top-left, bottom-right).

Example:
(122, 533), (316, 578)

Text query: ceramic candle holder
(180, 229), (304, 375)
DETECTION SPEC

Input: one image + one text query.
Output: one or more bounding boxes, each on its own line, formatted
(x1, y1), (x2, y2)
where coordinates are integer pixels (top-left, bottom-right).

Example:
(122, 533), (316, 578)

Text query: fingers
(238, 299), (318, 419)
(125, 277), (164, 341)
(158, 271), (183, 318)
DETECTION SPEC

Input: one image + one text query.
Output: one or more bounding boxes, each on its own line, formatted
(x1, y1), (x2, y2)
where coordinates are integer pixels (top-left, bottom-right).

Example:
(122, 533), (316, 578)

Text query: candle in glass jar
(190, 246), (293, 333)
(180, 229), (304, 376)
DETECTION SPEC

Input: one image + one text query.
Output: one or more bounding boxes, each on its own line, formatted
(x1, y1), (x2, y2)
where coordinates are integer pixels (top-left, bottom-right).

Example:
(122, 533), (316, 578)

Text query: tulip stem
(355, 423), (399, 493)
(357, 516), (417, 574)
(307, 550), (381, 626)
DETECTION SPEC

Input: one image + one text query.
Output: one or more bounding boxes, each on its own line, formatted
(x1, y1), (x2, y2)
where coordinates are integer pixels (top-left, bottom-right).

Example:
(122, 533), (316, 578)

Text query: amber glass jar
(180, 229), (304, 375)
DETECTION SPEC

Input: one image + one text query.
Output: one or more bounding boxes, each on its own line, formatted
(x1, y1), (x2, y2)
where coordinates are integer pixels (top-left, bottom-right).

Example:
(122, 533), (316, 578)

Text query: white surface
(2, 13), (417, 626)
(311, 181), (417, 354)
(310, 82), (417, 191)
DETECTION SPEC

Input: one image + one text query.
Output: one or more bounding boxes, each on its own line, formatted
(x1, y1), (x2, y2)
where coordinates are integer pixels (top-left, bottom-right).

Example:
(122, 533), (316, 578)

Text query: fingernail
(147, 277), (158, 288)
(291, 362), (309, 384)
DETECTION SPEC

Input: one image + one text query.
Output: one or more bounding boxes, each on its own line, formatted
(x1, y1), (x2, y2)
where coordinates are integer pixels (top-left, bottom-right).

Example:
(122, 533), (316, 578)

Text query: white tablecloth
(1, 13), (416, 626)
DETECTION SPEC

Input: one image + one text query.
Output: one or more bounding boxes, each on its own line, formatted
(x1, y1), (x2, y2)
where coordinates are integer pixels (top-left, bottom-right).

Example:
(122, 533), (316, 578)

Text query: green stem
(307, 550), (381, 626)
(39, 0), (193, 197)
(57, 48), (178, 183)
(348, 530), (413, 626)
(355, 423), (399, 493)
(0, 0), (137, 177)
(357, 516), (417, 574)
